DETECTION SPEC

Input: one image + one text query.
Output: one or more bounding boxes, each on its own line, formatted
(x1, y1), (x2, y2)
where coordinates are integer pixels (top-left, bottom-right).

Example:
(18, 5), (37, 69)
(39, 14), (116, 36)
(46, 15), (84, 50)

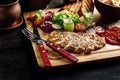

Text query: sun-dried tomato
(97, 27), (120, 45)
(117, 36), (120, 41)
(111, 27), (120, 31)
(105, 37), (120, 45)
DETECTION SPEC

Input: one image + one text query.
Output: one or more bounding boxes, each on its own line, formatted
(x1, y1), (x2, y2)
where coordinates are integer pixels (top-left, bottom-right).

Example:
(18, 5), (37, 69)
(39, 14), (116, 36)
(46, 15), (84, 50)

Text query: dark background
(1, 0), (120, 80)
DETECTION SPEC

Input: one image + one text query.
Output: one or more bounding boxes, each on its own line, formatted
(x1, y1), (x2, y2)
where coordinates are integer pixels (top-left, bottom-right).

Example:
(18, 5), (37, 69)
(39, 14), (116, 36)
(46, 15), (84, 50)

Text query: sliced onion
(43, 11), (53, 21)
(95, 26), (105, 34)
(45, 21), (52, 24)
(52, 24), (62, 29)
(85, 28), (96, 34)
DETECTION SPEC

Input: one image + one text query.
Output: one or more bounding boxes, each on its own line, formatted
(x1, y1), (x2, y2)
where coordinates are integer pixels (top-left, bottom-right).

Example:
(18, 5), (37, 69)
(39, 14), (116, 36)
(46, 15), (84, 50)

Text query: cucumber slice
(63, 18), (74, 31)
(84, 12), (94, 25)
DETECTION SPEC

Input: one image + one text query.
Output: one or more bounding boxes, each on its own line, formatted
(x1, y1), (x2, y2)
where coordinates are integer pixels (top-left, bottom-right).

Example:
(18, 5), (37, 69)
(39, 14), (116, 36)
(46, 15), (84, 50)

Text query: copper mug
(0, 0), (21, 27)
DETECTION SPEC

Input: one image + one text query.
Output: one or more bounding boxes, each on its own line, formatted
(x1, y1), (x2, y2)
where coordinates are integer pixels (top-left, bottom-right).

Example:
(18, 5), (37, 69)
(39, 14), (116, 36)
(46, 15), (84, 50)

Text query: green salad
(28, 9), (94, 32)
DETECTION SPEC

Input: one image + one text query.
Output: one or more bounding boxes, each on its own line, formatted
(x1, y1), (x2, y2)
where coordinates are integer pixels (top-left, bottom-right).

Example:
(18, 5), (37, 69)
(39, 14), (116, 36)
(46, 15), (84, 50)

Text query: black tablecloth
(1, 0), (120, 80)
(1, 25), (120, 80)
(0, 24), (41, 80)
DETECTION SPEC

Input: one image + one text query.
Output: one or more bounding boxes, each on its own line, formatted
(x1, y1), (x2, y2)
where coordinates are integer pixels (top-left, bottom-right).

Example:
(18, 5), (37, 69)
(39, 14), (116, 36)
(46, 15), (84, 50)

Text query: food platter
(23, 8), (120, 67)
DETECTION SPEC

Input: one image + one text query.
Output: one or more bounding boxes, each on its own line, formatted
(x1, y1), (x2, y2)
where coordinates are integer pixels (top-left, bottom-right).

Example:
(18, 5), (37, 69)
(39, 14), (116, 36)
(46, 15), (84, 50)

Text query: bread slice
(84, 0), (92, 11)
(75, 2), (82, 14)
(60, 0), (94, 16)
(61, 1), (83, 15)
(69, 2), (77, 13)
(81, 0), (94, 15)
(60, 1), (82, 14)
(86, 0), (94, 11)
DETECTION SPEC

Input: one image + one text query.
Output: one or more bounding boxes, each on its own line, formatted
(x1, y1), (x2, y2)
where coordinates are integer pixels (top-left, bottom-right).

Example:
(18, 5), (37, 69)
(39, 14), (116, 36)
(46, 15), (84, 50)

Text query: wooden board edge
(23, 8), (120, 68)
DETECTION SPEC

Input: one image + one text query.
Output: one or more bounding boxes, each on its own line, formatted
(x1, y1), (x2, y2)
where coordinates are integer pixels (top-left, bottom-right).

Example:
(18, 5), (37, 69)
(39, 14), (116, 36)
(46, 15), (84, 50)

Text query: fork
(22, 28), (78, 64)
(22, 28), (52, 67)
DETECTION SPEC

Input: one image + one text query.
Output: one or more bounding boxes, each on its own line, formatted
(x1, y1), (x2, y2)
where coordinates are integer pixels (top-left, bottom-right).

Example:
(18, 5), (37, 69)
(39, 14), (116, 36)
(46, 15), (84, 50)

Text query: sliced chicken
(48, 30), (106, 54)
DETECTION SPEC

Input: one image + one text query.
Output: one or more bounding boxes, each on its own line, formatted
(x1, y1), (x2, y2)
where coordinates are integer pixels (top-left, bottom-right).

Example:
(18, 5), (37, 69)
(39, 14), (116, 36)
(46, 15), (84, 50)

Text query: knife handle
(47, 41), (78, 63)
(38, 43), (52, 67)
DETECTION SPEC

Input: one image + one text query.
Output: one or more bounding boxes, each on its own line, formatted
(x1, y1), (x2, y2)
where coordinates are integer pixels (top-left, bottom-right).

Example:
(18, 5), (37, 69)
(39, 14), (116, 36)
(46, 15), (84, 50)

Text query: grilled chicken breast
(48, 30), (106, 54)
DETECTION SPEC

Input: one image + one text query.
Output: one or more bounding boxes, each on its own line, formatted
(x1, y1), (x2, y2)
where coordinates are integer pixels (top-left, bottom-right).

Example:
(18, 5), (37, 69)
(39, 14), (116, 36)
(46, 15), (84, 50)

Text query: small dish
(0, 16), (23, 30)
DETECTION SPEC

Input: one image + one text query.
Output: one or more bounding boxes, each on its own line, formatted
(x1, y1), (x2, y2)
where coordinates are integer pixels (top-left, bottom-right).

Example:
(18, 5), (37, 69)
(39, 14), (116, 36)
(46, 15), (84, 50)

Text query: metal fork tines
(21, 28), (52, 67)
(21, 28), (39, 41)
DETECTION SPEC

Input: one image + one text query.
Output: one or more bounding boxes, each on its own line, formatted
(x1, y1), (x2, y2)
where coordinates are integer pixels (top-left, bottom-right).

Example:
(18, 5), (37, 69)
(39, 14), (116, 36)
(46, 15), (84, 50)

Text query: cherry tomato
(33, 17), (43, 27)
(74, 23), (85, 32)
(28, 12), (35, 20)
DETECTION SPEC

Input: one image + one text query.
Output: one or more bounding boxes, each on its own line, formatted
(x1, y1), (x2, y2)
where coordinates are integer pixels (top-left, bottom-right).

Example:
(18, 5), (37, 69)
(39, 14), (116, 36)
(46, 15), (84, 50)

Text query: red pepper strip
(111, 27), (120, 31)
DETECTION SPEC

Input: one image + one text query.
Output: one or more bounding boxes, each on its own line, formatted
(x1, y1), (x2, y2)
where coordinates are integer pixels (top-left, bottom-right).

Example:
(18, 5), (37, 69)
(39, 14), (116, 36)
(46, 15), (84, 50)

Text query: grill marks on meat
(48, 30), (106, 54)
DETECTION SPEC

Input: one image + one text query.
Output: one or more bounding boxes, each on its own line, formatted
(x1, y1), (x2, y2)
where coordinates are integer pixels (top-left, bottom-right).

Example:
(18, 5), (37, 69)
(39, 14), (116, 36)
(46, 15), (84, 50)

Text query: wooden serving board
(23, 8), (120, 67)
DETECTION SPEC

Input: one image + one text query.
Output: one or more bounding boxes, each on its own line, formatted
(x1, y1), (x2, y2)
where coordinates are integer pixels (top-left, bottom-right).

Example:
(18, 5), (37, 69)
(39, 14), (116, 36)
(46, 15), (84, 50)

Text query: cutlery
(21, 28), (78, 64)
(34, 27), (78, 63)
(22, 28), (52, 67)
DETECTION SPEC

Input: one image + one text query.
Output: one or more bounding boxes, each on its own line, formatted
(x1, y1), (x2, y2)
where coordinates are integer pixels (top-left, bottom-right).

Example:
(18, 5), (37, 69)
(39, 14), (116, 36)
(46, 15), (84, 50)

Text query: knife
(34, 27), (78, 63)
(33, 27), (52, 67)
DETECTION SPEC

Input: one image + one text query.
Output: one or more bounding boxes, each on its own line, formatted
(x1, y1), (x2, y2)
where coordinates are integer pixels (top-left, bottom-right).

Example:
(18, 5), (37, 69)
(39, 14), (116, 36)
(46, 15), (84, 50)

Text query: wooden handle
(38, 43), (52, 67)
(47, 41), (78, 63)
